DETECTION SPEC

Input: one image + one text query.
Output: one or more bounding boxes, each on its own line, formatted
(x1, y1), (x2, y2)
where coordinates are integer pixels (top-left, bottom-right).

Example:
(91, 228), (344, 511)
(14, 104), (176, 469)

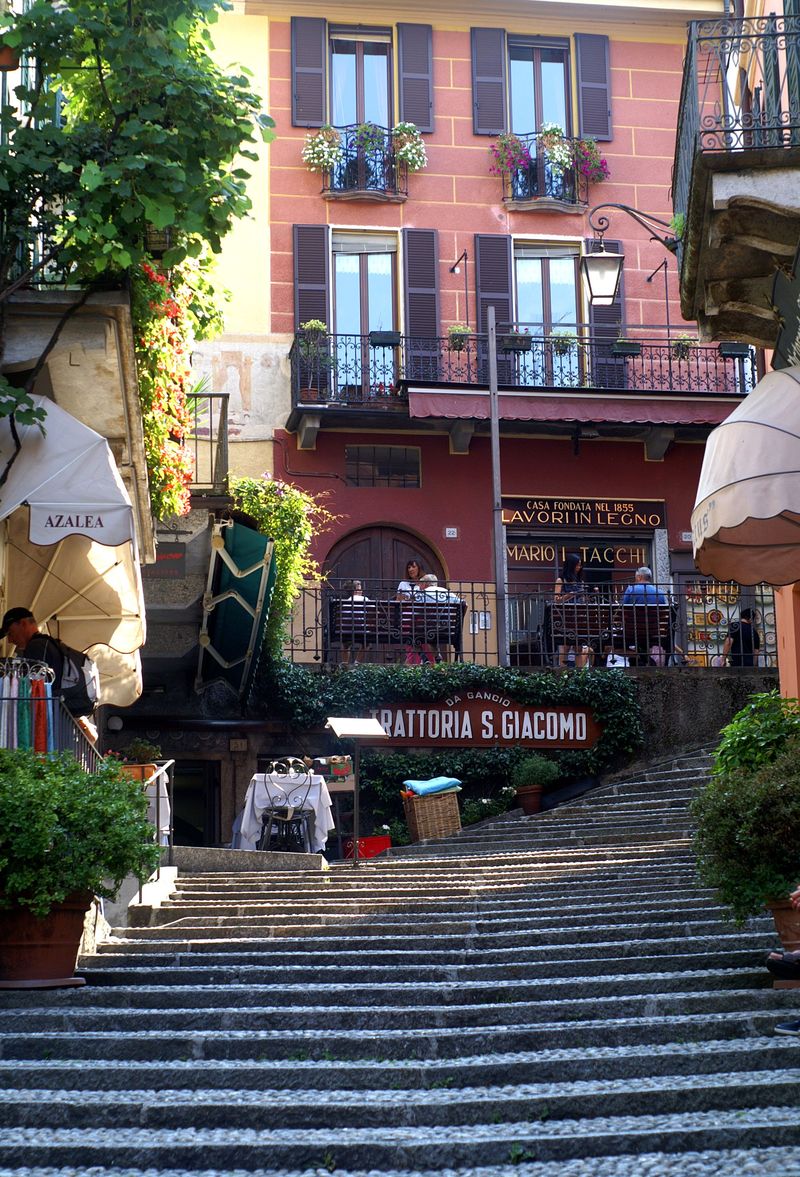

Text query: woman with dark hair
(396, 558), (425, 600)
(554, 552), (587, 667)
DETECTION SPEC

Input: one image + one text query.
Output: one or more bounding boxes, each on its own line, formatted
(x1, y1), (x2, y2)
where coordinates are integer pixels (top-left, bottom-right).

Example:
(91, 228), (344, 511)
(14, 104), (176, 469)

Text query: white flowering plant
(538, 122), (609, 183)
(302, 126), (342, 173)
(392, 122), (427, 172)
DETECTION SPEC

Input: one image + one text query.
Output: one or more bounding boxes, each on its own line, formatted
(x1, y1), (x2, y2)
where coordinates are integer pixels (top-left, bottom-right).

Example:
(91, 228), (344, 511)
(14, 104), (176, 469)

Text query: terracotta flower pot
(515, 783), (543, 815)
(0, 44), (20, 72)
(767, 898), (800, 951)
(119, 763), (158, 781)
(0, 892), (93, 989)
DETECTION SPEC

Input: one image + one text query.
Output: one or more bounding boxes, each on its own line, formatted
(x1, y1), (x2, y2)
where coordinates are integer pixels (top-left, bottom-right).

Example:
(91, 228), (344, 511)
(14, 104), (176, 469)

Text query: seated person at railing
(553, 552), (592, 667)
(341, 580), (370, 664)
(396, 558), (425, 600)
(621, 566), (667, 604)
(418, 573), (462, 603)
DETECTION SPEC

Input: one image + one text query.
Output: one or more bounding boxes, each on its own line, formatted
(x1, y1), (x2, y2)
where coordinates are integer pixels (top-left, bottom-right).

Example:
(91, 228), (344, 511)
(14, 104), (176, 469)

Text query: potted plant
(0, 750), (159, 988)
(488, 132), (532, 176)
(538, 122), (573, 176)
(671, 333), (697, 360)
(510, 754), (561, 815)
(447, 324), (470, 352)
(501, 327), (532, 352)
(112, 737), (164, 781)
(369, 328), (402, 347)
(0, 1), (19, 73)
(551, 330), (577, 357)
(392, 122), (427, 173)
(355, 122), (387, 154)
(690, 692), (800, 937)
(301, 125), (343, 173)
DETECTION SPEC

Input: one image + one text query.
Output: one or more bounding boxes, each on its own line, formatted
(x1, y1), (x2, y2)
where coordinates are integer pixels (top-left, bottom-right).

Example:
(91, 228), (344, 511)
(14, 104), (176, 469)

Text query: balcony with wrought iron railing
(284, 578), (776, 673)
(320, 124), (408, 201)
(290, 326), (756, 408)
(673, 14), (800, 341)
(496, 131), (590, 209)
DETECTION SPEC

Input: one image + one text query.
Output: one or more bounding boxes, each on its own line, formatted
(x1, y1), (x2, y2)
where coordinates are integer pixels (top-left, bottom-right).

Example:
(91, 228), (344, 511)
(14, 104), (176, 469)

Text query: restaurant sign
(502, 497), (666, 530)
(368, 692), (601, 748)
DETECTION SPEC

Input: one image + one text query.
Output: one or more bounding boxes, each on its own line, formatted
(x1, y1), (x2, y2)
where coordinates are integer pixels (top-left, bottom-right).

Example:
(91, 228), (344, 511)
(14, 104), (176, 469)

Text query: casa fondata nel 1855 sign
(367, 690), (601, 748)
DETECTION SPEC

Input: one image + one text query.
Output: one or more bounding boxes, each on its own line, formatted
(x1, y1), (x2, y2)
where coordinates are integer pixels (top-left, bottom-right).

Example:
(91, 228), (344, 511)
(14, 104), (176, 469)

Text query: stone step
(0, 968), (772, 1015)
(2, 1107), (800, 1170)
(87, 928), (775, 960)
(5, 1035), (796, 1092)
(3, 1067), (799, 1130)
(3, 1005), (796, 1061)
(71, 948), (767, 987)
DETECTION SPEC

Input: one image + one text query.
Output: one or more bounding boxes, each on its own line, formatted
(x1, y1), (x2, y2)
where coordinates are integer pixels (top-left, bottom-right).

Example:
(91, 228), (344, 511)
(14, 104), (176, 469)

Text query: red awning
(407, 388), (739, 427)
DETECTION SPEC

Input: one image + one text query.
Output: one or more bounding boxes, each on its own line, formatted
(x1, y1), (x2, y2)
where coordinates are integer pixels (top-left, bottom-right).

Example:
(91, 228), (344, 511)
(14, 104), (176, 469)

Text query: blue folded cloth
(403, 776), (462, 796)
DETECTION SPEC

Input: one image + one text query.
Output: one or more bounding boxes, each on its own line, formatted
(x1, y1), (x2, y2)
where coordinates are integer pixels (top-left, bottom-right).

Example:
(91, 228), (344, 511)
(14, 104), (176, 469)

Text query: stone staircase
(2, 746), (800, 1175)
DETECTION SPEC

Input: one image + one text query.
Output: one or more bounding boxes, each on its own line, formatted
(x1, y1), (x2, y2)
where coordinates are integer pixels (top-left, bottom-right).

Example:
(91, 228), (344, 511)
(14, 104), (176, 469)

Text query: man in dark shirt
(0, 607), (65, 686)
(723, 607), (761, 667)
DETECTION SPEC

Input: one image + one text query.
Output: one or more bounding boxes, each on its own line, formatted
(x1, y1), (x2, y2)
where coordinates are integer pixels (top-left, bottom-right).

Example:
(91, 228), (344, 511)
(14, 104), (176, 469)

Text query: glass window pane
(549, 257), (578, 328)
(334, 254), (362, 333)
(509, 46), (535, 134)
(515, 257), (544, 330)
(367, 253), (394, 331)
(331, 40), (357, 125)
(363, 43), (389, 126)
(541, 52), (568, 132)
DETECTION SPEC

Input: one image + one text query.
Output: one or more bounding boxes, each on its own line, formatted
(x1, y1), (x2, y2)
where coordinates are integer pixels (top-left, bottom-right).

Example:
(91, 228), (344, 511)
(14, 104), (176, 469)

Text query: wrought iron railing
(186, 391), (229, 496)
(284, 578), (777, 671)
(321, 124), (408, 198)
(290, 327), (756, 405)
(673, 15), (800, 265)
(498, 131), (589, 206)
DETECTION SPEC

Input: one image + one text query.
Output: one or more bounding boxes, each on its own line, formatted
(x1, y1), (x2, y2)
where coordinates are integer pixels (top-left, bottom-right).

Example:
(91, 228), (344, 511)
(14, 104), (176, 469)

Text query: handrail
(321, 123), (408, 198)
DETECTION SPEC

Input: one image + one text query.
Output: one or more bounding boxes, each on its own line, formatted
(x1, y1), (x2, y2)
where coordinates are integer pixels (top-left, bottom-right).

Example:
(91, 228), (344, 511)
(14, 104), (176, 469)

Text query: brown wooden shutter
(575, 33), (611, 142)
(398, 25), (434, 133)
(475, 234), (512, 331)
(293, 225), (330, 327)
(404, 228), (439, 378)
(292, 16), (327, 128)
(586, 238), (625, 388)
(471, 28), (507, 135)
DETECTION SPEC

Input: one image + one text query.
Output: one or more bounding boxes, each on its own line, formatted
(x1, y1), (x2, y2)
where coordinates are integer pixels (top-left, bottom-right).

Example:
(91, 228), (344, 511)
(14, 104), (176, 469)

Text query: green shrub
(712, 690), (800, 776)
(0, 751), (160, 918)
(691, 739), (800, 924)
(510, 755), (561, 791)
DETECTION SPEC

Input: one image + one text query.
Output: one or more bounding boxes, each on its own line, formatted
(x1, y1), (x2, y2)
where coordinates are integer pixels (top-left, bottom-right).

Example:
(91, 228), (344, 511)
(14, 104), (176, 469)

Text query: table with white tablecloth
(236, 772), (335, 853)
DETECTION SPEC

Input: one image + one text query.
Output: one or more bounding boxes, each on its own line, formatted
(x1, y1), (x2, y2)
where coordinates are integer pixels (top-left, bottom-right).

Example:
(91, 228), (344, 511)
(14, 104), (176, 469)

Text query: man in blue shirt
(621, 566), (667, 604)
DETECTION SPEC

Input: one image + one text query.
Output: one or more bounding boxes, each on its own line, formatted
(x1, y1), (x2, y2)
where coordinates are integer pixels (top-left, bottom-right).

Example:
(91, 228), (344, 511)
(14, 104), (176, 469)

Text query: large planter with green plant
(510, 754), (561, 815)
(690, 692), (800, 933)
(0, 750), (160, 988)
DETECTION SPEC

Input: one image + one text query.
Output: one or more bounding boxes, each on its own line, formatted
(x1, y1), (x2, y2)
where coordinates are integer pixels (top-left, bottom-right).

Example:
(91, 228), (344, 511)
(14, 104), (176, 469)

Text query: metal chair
(256, 758), (314, 852)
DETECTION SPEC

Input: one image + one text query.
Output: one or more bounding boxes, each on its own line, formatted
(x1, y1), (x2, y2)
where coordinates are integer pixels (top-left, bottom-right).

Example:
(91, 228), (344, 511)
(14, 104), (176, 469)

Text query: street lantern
(580, 243), (625, 307)
(583, 202), (678, 305)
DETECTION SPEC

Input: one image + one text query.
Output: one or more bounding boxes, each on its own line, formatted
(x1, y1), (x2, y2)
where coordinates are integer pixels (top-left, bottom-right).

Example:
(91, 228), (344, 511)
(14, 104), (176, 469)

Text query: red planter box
(343, 835), (391, 860)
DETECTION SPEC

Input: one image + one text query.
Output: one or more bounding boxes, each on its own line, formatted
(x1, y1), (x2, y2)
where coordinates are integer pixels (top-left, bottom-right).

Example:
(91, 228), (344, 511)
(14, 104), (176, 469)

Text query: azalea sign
(368, 691), (601, 748)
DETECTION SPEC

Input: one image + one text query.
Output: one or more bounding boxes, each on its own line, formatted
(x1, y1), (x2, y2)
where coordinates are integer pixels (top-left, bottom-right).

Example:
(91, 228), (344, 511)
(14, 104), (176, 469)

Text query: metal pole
(488, 306), (509, 667)
(352, 741), (361, 866)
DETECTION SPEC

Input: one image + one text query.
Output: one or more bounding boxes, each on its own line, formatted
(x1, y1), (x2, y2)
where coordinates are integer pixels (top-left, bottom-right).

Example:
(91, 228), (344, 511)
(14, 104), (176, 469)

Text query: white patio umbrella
(692, 366), (800, 585)
(0, 397), (146, 705)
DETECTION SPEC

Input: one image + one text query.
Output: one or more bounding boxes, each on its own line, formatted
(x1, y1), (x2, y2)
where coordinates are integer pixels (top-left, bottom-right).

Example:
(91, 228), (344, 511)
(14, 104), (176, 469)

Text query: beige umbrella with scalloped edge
(692, 367), (800, 586)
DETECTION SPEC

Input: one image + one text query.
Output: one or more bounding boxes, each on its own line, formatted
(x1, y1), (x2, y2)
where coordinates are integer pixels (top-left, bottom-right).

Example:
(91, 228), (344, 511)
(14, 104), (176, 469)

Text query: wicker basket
(403, 791), (461, 843)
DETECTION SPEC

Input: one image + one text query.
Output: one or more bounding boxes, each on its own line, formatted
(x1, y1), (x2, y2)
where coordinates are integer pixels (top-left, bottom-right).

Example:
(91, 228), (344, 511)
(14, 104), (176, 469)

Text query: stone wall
(632, 668), (779, 762)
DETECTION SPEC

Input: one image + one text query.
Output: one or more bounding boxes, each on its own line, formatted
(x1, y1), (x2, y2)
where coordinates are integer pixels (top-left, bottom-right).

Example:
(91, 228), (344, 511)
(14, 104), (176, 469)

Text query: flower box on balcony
(718, 341), (751, 358)
(611, 340), (641, 357)
(369, 330), (401, 347)
(501, 334), (532, 352)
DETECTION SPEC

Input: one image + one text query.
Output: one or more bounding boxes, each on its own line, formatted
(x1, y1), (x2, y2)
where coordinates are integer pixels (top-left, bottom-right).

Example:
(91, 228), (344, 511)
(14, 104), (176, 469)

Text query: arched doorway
(324, 526), (444, 596)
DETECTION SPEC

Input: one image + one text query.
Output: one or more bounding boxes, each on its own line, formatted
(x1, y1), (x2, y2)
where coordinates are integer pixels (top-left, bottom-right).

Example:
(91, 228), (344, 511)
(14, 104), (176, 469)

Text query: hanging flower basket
(302, 126), (343, 173)
(392, 122), (427, 172)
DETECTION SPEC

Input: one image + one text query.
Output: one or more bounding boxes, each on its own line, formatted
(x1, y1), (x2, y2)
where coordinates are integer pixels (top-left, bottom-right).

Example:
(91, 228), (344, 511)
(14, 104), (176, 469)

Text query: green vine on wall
(231, 477), (337, 656)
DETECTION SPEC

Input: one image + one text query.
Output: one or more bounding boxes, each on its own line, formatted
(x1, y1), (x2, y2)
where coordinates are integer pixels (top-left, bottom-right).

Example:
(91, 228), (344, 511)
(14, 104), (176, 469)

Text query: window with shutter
(575, 33), (611, 141)
(471, 28), (507, 135)
(398, 25), (433, 133)
(292, 17), (327, 128)
(294, 225), (330, 327)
